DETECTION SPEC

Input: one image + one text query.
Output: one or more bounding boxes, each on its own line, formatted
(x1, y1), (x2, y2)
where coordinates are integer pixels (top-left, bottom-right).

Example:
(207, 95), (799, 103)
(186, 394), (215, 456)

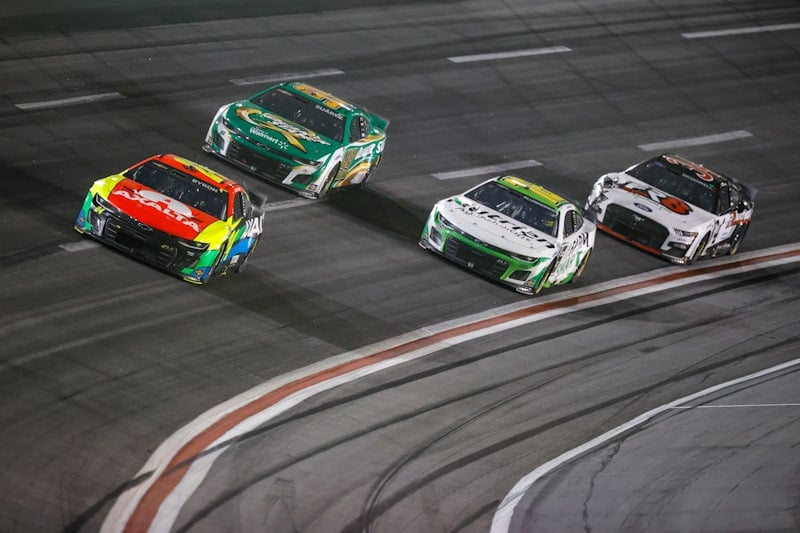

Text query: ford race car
(585, 154), (755, 264)
(419, 175), (596, 295)
(203, 81), (388, 199)
(74, 154), (264, 284)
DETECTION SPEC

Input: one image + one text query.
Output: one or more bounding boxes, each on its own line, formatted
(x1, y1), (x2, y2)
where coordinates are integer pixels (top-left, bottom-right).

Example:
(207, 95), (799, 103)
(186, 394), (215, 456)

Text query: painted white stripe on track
(682, 22), (800, 39)
(230, 68), (344, 86)
(15, 92), (125, 111)
(261, 198), (315, 211)
(490, 357), (800, 532)
(59, 241), (99, 252)
(670, 403), (800, 409)
(638, 130), (752, 151)
(102, 243), (800, 533)
(447, 46), (571, 63)
(432, 159), (542, 180)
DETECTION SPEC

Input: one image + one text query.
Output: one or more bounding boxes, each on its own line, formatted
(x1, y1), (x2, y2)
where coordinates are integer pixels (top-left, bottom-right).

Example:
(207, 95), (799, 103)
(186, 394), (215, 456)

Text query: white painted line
(15, 92), (126, 111)
(230, 68), (344, 86)
(102, 243), (800, 533)
(447, 46), (571, 64)
(261, 198), (314, 211)
(638, 130), (752, 151)
(432, 159), (543, 180)
(491, 357), (800, 532)
(682, 22), (800, 39)
(671, 403), (800, 409)
(59, 241), (99, 253)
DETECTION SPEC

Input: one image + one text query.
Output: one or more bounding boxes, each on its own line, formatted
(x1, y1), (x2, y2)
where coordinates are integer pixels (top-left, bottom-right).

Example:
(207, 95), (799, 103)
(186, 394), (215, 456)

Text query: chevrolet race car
(203, 81), (388, 199)
(420, 175), (596, 295)
(74, 154), (264, 284)
(585, 154), (755, 264)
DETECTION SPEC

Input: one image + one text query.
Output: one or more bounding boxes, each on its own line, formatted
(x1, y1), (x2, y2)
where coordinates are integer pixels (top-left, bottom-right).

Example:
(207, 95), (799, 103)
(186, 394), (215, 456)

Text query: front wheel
(533, 260), (556, 295)
(316, 163), (340, 199)
(687, 233), (709, 264)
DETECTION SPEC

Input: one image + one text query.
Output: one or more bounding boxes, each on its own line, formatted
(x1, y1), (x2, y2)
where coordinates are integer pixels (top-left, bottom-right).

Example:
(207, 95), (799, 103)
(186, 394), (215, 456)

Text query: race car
(74, 154), (264, 284)
(419, 175), (596, 295)
(585, 154), (755, 264)
(203, 81), (388, 199)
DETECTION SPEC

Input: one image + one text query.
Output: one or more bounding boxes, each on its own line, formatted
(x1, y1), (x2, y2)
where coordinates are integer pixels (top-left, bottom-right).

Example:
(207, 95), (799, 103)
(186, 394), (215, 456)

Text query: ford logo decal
(634, 202), (652, 212)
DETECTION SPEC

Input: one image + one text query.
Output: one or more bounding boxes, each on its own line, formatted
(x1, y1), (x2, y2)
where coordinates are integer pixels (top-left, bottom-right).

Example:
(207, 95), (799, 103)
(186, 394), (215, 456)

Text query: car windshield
(627, 157), (717, 212)
(124, 161), (229, 220)
(465, 181), (559, 237)
(251, 88), (345, 143)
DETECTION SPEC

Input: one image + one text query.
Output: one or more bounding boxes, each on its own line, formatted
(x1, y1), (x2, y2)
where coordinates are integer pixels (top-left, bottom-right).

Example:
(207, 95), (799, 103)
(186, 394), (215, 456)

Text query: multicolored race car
(203, 81), (388, 199)
(420, 175), (596, 295)
(74, 154), (264, 284)
(585, 154), (755, 264)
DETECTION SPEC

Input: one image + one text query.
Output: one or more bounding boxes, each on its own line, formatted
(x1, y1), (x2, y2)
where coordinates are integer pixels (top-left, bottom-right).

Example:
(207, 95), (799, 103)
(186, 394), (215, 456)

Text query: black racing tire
(572, 248), (592, 281)
(727, 223), (749, 256)
(234, 234), (261, 274)
(687, 233), (709, 264)
(317, 163), (340, 199)
(208, 239), (229, 279)
(360, 155), (381, 189)
(534, 259), (556, 295)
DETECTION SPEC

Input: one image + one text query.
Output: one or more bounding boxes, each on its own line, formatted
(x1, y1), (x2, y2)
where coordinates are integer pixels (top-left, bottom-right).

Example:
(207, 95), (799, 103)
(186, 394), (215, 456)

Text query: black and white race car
(585, 154), (755, 264)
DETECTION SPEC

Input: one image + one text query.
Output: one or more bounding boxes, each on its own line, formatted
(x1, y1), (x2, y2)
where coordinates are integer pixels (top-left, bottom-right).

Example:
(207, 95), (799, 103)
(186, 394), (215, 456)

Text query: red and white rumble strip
(101, 243), (800, 533)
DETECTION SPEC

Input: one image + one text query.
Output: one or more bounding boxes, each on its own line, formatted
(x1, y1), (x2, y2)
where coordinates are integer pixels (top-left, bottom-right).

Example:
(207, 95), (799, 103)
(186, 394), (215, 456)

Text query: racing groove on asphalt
(1, 0), (800, 531)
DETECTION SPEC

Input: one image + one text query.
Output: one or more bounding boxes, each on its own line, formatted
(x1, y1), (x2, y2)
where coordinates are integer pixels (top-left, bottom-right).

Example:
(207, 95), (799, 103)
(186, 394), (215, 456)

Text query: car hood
(606, 173), (716, 230)
(438, 197), (558, 258)
(224, 102), (339, 160)
(105, 178), (221, 240)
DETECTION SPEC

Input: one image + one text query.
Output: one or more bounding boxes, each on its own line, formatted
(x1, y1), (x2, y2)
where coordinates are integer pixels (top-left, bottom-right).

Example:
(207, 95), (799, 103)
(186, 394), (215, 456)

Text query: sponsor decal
(452, 201), (555, 248)
(244, 215), (263, 237)
(236, 107), (331, 152)
(111, 189), (200, 232)
(292, 83), (350, 110)
(664, 155), (719, 183)
(249, 126), (289, 151)
(621, 182), (692, 215)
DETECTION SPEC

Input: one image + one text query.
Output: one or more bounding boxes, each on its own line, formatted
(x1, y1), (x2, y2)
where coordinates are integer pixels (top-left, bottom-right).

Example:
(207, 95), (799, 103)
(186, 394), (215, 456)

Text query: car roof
(150, 154), (241, 192)
(495, 175), (571, 210)
(655, 154), (735, 188)
(282, 81), (357, 115)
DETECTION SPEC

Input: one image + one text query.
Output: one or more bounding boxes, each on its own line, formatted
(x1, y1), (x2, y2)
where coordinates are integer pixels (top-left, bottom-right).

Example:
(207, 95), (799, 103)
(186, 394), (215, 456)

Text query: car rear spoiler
(742, 182), (758, 202)
(367, 110), (390, 132)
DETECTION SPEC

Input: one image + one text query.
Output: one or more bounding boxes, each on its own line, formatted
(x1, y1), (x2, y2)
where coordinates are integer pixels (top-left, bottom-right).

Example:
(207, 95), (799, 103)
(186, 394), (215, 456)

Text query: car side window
(729, 184), (741, 210)
(573, 211), (584, 232)
(349, 116), (368, 142)
(563, 209), (578, 237)
(717, 185), (732, 215)
(233, 192), (245, 220)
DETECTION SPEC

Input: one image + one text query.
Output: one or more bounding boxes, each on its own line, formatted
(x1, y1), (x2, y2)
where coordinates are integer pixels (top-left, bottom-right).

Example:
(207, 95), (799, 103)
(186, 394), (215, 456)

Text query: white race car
(420, 175), (595, 295)
(585, 154), (755, 264)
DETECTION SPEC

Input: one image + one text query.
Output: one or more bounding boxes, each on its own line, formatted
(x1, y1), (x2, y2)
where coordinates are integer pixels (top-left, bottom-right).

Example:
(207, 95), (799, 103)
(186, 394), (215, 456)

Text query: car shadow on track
(324, 186), (429, 242)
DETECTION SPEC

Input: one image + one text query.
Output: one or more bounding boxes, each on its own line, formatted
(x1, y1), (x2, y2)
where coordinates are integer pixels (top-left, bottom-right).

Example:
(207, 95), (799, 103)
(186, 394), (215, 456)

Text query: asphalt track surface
(1, 0), (799, 531)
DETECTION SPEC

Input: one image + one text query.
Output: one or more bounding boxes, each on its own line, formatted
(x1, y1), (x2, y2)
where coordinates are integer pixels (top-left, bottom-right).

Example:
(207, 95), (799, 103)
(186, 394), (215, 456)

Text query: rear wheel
(572, 248), (592, 281)
(234, 234), (261, 274)
(360, 155), (381, 189)
(727, 223), (749, 255)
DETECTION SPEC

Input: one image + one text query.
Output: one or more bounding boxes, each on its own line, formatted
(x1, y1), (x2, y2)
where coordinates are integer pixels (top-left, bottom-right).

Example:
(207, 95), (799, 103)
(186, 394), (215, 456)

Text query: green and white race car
(420, 175), (596, 295)
(203, 81), (388, 199)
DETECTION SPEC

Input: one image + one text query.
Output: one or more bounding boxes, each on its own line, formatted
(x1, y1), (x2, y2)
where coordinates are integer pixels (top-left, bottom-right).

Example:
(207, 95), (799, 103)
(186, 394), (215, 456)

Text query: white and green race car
(420, 175), (596, 295)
